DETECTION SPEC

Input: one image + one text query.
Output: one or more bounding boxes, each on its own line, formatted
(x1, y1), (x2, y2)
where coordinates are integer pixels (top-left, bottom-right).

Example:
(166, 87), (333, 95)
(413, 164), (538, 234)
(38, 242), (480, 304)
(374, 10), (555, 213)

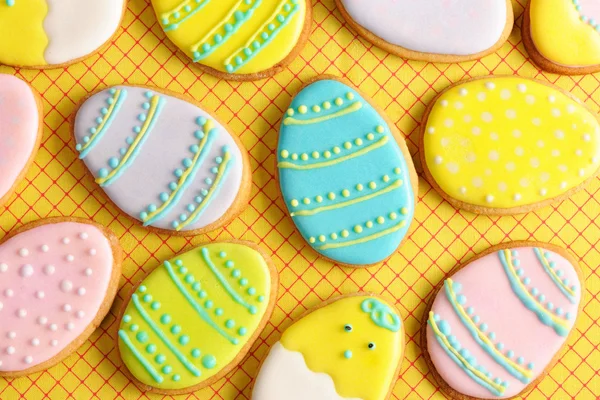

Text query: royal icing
(150, 0), (308, 75)
(0, 74), (40, 205)
(530, 0), (600, 67)
(252, 295), (403, 400)
(118, 242), (274, 390)
(73, 86), (245, 233)
(278, 78), (416, 266)
(423, 77), (600, 211)
(339, 0), (508, 56)
(0, 0), (124, 67)
(427, 245), (582, 398)
(0, 221), (116, 373)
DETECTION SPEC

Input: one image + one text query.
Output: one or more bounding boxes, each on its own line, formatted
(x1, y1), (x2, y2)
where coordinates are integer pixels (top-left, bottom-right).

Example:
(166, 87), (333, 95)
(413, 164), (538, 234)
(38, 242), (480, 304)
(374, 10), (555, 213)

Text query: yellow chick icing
(252, 295), (404, 400)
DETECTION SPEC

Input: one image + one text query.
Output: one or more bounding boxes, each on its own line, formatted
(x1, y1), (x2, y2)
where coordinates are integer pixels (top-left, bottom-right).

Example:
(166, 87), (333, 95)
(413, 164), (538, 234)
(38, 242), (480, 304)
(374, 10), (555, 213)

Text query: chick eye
(368, 342), (376, 350)
(344, 324), (353, 332)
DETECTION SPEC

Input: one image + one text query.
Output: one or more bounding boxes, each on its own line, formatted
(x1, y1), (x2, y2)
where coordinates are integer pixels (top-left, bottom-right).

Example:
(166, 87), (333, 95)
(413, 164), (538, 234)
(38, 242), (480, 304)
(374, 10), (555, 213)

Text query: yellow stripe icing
(0, 0), (48, 66)
(530, 0), (600, 67)
(424, 77), (600, 209)
(283, 102), (363, 126)
(280, 296), (403, 400)
(151, 0), (307, 74)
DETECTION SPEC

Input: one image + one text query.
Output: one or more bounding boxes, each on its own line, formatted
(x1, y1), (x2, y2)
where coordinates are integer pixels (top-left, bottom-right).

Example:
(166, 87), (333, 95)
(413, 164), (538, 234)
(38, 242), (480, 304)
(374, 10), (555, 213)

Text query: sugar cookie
(73, 86), (251, 236)
(277, 76), (418, 267)
(423, 242), (584, 399)
(0, 218), (122, 377)
(335, 0), (513, 63)
(420, 76), (600, 215)
(117, 241), (277, 394)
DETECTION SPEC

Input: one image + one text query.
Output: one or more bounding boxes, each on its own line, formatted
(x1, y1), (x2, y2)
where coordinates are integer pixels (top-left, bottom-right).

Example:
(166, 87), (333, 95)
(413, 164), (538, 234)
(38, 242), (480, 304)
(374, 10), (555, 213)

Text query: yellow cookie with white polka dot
(420, 77), (600, 215)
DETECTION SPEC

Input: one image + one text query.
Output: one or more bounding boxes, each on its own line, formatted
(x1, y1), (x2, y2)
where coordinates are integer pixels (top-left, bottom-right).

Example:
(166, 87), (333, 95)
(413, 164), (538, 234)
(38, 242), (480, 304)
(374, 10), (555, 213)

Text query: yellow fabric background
(0, 0), (598, 399)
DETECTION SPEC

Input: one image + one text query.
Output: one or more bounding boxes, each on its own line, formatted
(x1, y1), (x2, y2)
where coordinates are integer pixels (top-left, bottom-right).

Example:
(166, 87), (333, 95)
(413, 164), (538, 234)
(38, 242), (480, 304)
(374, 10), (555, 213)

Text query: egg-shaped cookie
(73, 86), (251, 236)
(150, 0), (312, 80)
(278, 76), (417, 267)
(335, 0), (513, 63)
(421, 76), (600, 215)
(117, 241), (277, 394)
(0, 74), (43, 208)
(424, 243), (583, 399)
(252, 294), (404, 400)
(524, 0), (600, 75)
(0, 0), (125, 68)
(0, 218), (122, 377)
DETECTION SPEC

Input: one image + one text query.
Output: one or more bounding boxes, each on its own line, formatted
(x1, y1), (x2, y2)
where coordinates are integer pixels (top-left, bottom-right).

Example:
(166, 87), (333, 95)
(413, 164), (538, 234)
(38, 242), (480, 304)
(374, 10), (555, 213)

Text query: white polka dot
(537, 140), (545, 148)
(459, 187), (467, 195)
(459, 88), (468, 96)
(560, 181), (568, 189)
(434, 156), (443, 165)
(427, 127), (435, 134)
(0, 263), (7, 273)
(530, 158), (540, 168)
(66, 255), (74, 262)
(490, 132), (499, 140)
(520, 178), (529, 187)
(500, 89), (511, 100)
(485, 82), (496, 90)
(4, 289), (14, 298)
(472, 177), (484, 188)
(554, 130), (565, 139)
(463, 115), (472, 123)
(76, 311), (86, 319)
(60, 280), (73, 292)
(567, 104), (576, 113)
(62, 238), (70, 245)
(6, 346), (15, 355)
(489, 151), (499, 161)
(484, 169), (492, 176)
(19, 264), (34, 278)
(77, 288), (86, 296)
(548, 95), (556, 103)
(446, 163), (460, 174)
(579, 168), (585, 177)
(31, 338), (40, 346)
(513, 130), (522, 138)
(551, 149), (560, 157)
(79, 232), (88, 240)
(44, 265), (55, 275)
(62, 304), (72, 312)
(17, 309), (27, 318)
(506, 162), (516, 171)
(575, 149), (583, 156)
(465, 153), (477, 163)
(505, 109), (517, 119)
(472, 127), (481, 135)
(485, 194), (494, 203)
(49, 324), (57, 332)
(444, 119), (454, 128)
(540, 188), (548, 196)
(454, 102), (464, 110)
(541, 172), (551, 182)
(441, 138), (450, 147)
(88, 249), (97, 256)
(532, 118), (542, 126)
(0, 302), (3, 311)
(84, 268), (93, 276)
(498, 182), (508, 191)
(517, 84), (527, 93)
(513, 193), (522, 201)
(24, 356), (33, 364)
(37, 316), (47, 325)
(551, 108), (561, 117)
(481, 112), (493, 123)
(18, 248), (29, 257)
(6, 331), (16, 339)
(525, 95), (535, 105)
(593, 156), (600, 164)
(583, 134), (591, 142)
(40, 245), (49, 253)
(477, 92), (486, 102)
(35, 291), (44, 299)
(440, 100), (449, 107)
(50, 340), (58, 347)
(558, 165), (568, 172)
(65, 323), (75, 331)
(515, 147), (524, 156)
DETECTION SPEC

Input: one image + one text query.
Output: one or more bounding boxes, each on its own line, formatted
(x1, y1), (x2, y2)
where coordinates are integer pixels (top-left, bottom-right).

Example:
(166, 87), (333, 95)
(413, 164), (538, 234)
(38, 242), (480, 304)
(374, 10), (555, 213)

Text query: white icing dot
(60, 280), (73, 293)
(481, 112), (493, 123)
(40, 245), (49, 253)
(560, 181), (568, 189)
(440, 100), (449, 107)
(17, 309), (27, 318)
(4, 289), (14, 298)
(532, 118), (542, 126)
(551, 149), (560, 157)
(579, 168), (585, 177)
(44, 265), (55, 275)
(79, 232), (88, 240)
(454, 102), (464, 110)
(500, 89), (511, 100)
(505, 109), (517, 119)
(477, 92), (486, 102)
(465, 153), (477, 163)
(50, 340), (58, 347)
(472, 177), (484, 188)
(0, 302), (3, 311)
(490, 132), (499, 141)
(515, 147), (524, 156)
(537, 140), (545, 148)
(541, 172), (551, 183)
(440, 138), (450, 147)
(6, 331), (16, 339)
(35, 291), (45, 299)
(84, 268), (93, 277)
(77, 288), (86, 296)
(520, 178), (530, 187)
(88, 249), (97, 256)
(49, 324), (58, 332)
(513, 130), (522, 138)
(558, 165), (568, 172)
(18, 248), (29, 257)
(76, 311), (86, 319)
(530, 158), (540, 168)
(65, 323), (75, 331)
(66, 255), (74, 262)
(548, 95), (556, 103)
(427, 127), (435, 134)
(62, 238), (70, 245)
(525, 95), (535, 105)
(551, 108), (561, 117)
(62, 304), (72, 312)
(583, 134), (591, 142)
(31, 338), (40, 346)
(24, 356), (33, 364)
(485, 82), (496, 90)
(484, 169), (492, 176)
(446, 163), (460, 174)
(37, 316), (47, 325)
(463, 115), (472, 123)
(472, 127), (481, 135)
(485, 194), (494, 203)
(434, 156), (443, 165)
(0, 263), (8, 273)
(593, 156), (600, 164)
(540, 188), (548, 196)
(444, 118), (454, 128)
(567, 104), (576, 113)
(489, 151), (499, 161)
(554, 130), (565, 139)
(6, 346), (15, 355)
(459, 187), (467, 195)
(514, 193), (522, 201)
(517, 84), (527, 93)
(19, 264), (34, 278)
(498, 182), (508, 191)
(459, 88), (468, 96)
(576, 149), (583, 156)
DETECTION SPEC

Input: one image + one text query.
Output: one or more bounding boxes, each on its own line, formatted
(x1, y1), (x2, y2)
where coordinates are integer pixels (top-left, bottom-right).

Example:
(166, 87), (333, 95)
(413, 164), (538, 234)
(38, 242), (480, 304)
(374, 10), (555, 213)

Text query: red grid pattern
(0, 0), (598, 398)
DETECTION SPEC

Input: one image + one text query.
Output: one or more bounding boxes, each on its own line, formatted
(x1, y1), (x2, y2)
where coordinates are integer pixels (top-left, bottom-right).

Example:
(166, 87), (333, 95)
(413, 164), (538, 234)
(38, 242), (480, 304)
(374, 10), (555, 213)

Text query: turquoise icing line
(78, 89), (127, 159)
(162, 0), (211, 32)
(192, 0), (263, 62)
(100, 96), (166, 187)
(164, 260), (240, 345)
(360, 298), (401, 332)
(142, 128), (217, 227)
(200, 248), (257, 315)
(444, 280), (533, 384)
(428, 314), (507, 397)
(118, 329), (164, 383)
(131, 294), (202, 377)
(498, 250), (570, 337)
(533, 248), (578, 304)
(225, 1), (300, 73)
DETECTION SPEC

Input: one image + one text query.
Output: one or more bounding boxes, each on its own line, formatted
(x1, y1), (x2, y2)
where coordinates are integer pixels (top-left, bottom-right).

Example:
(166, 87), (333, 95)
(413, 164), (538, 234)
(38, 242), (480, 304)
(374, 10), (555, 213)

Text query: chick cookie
(335, 0), (513, 63)
(423, 242), (584, 399)
(0, 0), (126, 68)
(150, 0), (312, 81)
(420, 76), (600, 215)
(524, 0), (600, 75)
(252, 294), (405, 400)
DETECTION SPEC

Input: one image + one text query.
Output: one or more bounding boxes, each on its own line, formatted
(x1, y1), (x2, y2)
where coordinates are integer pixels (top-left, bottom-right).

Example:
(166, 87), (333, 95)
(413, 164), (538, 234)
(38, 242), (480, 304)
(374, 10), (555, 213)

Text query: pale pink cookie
(424, 243), (584, 399)
(0, 218), (122, 377)
(0, 74), (43, 207)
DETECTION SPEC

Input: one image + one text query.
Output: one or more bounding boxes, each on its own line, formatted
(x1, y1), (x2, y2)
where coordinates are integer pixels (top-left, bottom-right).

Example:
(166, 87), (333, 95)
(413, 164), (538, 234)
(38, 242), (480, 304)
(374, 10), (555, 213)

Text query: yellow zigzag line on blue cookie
(283, 102), (363, 126)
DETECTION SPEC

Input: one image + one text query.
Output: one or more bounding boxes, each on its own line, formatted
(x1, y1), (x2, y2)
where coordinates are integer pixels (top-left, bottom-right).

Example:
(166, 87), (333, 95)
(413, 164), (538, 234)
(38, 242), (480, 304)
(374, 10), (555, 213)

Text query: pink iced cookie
(426, 244), (583, 399)
(0, 219), (122, 376)
(0, 74), (42, 206)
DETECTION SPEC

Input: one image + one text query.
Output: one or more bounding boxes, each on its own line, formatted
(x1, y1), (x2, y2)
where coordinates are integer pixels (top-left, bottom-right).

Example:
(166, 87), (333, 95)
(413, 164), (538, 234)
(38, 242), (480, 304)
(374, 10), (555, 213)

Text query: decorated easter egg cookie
(0, 74), (43, 208)
(117, 241), (277, 393)
(424, 242), (584, 399)
(252, 294), (404, 400)
(73, 86), (251, 236)
(0, 0), (125, 68)
(277, 76), (417, 267)
(524, 0), (600, 75)
(420, 76), (600, 215)
(335, 0), (513, 63)
(0, 218), (122, 377)
(150, 0), (312, 80)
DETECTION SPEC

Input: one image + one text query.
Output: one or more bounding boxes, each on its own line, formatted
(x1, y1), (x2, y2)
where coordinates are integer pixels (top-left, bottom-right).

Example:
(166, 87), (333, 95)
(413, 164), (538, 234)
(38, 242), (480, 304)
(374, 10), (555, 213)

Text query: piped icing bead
(427, 245), (582, 398)
(118, 242), (275, 391)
